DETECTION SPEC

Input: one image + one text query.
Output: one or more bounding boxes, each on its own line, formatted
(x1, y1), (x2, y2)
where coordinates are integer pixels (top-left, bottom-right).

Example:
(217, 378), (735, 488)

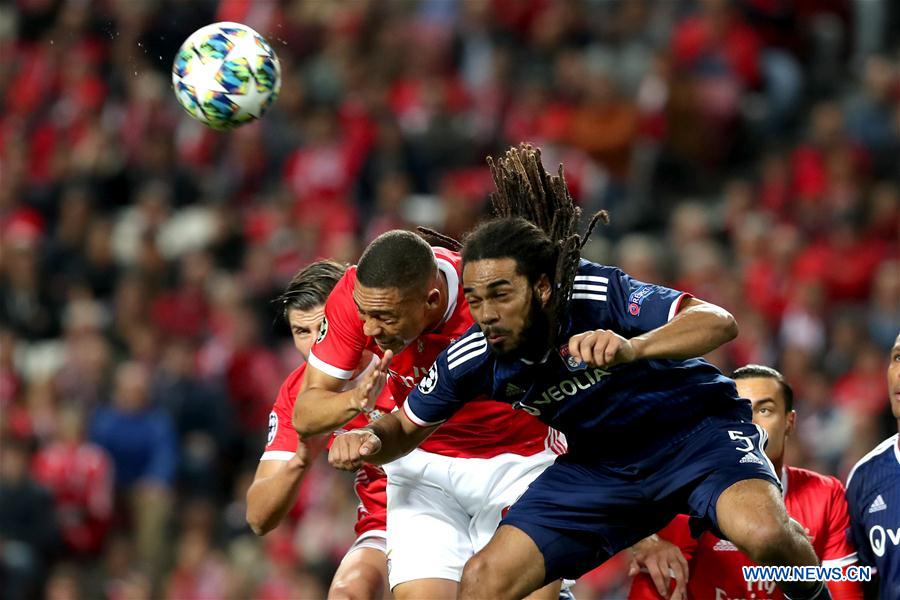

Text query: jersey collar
(434, 255), (459, 331)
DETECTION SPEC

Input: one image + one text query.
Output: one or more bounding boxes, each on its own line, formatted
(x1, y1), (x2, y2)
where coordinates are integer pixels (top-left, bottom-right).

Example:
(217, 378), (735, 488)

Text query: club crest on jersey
(419, 363), (438, 394)
(267, 411), (277, 445)
(316, 317), (328, 343)
(558, 345), (587, 371)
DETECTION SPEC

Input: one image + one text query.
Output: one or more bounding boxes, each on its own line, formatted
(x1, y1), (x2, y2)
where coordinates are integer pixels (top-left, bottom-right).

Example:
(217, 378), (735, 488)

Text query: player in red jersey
(245, 260), (394, 600)
(629, 364), (862, 600)
(295, 230), (565, 599)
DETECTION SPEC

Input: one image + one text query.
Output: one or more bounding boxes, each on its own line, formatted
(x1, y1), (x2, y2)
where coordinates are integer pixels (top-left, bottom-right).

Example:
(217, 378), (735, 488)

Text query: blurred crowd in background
(1, 0), (898, 598)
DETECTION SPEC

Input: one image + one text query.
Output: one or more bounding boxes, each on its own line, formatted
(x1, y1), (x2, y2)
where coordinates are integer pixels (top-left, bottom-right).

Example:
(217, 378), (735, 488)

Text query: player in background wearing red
(245, 260), (394, 600)
(629, 364), (861, 600)
(294, 231), (568, 600)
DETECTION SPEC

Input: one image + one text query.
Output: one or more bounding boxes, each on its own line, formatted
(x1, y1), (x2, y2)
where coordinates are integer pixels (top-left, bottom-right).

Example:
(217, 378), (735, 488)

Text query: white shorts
(345, 529), (387, 557)
(383, 448), (557, 589)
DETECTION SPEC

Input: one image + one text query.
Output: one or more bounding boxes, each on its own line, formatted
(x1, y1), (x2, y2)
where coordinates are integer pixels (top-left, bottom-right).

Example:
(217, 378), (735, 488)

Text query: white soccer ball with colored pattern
(172, 22), (281, 130)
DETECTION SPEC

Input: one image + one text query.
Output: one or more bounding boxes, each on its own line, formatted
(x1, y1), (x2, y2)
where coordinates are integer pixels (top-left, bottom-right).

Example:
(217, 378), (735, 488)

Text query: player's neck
(772, 456), (784, 475)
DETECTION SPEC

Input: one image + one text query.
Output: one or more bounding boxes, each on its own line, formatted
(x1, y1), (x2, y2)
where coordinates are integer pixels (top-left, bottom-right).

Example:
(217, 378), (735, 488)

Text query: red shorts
(354, 463), (387, 538)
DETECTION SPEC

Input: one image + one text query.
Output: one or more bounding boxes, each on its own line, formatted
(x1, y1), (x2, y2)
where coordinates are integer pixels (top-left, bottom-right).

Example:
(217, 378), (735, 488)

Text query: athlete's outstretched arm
(329, 410), (436, 471)
(246, 436), (326, 535)
(294, 352), (391, 438)
(569, 298), (738, 368)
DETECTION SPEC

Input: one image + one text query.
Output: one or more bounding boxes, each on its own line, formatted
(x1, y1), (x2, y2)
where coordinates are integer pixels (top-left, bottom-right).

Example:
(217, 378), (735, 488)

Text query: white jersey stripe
(572, 284), (608, 293)
(260, 450), (295, 461)
(307, 351), (355, 380)
(447, 330), (484, 356)
(574, 275), (609, 284)
(822, 553), (858, 569)
(448, 335), (487, 360)
(403, 401), (446, 427)
(571, 293), (608, 301)
(448, 344), (488, 370)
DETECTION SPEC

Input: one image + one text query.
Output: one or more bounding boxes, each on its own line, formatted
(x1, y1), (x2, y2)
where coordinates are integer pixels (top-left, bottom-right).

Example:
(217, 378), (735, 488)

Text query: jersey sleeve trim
(822, 553), (858, 568)
(260, 450), (295, 461)
(403, 401), (446, 428)
(667, 292), (693, 321)
(307, 351), (354, 380)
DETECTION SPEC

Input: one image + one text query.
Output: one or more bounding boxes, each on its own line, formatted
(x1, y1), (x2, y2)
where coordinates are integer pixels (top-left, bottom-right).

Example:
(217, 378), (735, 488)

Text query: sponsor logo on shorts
(739, 453), (764, 465)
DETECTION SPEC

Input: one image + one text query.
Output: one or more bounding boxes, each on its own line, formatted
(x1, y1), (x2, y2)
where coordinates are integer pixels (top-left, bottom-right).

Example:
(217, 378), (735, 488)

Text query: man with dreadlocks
(330, 145), (831, 600)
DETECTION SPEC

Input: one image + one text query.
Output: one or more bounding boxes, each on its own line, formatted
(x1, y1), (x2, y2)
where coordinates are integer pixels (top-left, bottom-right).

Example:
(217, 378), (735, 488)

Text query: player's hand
(329, 429), (382, 471)
(568, 329), (636, 368)
(349, 350), (393, 414)
(628, 534), (688, 600)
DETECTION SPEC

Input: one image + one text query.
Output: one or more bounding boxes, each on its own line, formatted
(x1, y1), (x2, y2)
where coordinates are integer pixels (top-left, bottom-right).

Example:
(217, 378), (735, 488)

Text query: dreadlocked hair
(274, 260), (347, 323)
(465, 143), (608, 342)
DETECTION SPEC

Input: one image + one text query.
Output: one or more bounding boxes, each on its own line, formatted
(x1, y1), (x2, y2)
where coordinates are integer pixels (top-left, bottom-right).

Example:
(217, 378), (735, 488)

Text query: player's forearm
(246, 457), (307, 535)
(364, 413), (429, 465)
(294, 387), (362, 437)
(631, 301), (738, 361)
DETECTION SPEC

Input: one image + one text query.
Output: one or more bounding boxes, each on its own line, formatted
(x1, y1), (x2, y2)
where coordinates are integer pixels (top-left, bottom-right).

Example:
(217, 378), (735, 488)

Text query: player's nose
(362, 319), (383, 338)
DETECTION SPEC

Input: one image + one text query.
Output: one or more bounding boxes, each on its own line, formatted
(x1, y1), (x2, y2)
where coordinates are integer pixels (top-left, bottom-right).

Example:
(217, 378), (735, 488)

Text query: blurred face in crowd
(287, 305), (325, 361)
(889, 333), (900, 421)
(353, 279), (441, 354)
(113, 362), (150, 412)
(736, 377), (795, 465)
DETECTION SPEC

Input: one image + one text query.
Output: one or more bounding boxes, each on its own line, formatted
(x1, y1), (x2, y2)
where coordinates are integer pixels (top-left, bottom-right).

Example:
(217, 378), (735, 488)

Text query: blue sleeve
(403, 351), (463, 427)
(602, 268), (691, 337)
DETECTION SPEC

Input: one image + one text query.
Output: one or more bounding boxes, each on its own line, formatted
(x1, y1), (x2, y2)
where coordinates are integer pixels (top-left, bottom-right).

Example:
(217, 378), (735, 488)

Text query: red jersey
(262, 361), (391, 537)
(31, 441), (113, 555)
(629, 466), (862, 600)
(307, 247), (551, 459)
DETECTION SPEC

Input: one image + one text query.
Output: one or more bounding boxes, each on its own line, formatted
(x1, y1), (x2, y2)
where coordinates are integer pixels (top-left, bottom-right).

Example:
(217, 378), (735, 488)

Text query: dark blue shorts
(500, 417), (781, 583)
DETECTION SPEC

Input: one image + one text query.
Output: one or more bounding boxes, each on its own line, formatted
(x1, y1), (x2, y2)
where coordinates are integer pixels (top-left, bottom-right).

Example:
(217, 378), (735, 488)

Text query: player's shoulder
(276, 363), (307, 405)
(846, 433), (899, 489)
(575, 258), (620, 279)
(786, 465), (846, 497)
(325, 266), (358, 306)
(571, 259), (620, 304)
(441, 325), (491, 376)
(432, 246), (462, 270)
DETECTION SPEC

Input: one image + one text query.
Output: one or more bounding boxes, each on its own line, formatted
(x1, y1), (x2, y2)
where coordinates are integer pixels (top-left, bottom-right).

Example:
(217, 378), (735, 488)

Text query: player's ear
(425, 287), (441, 311)
(785, 410), (796, 437)
(535, 274), (552, 308)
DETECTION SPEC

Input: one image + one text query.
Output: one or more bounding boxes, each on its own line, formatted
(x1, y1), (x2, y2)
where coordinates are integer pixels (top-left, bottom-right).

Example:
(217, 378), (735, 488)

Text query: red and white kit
(263, 361), (393, 553)
(308, 247), (562, 587)
(629, 466), (861, 600)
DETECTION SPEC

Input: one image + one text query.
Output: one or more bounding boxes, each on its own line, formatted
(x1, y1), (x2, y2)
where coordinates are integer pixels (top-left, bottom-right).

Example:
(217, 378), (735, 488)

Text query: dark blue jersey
(405, 260), (748, 466)
(846, 434), (900, 599)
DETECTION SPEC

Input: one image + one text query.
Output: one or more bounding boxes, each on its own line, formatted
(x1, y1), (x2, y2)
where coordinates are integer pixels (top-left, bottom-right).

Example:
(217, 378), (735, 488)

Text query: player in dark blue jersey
(845, 331), (900, 600)
(329, 145), (829, 600)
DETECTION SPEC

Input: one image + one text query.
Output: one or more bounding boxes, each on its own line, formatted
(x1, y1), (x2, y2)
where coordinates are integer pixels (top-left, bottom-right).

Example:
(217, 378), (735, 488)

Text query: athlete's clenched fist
(329, 428), (383, 471)
(568, 329), (637, 368)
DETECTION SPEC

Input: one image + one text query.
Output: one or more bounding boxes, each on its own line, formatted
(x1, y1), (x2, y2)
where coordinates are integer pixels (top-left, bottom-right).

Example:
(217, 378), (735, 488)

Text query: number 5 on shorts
(728, 430), (754, 453)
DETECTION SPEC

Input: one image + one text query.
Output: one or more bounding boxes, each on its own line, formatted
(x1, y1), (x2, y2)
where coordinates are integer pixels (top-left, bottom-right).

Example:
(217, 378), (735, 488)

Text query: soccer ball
(172, 22), (281, 130)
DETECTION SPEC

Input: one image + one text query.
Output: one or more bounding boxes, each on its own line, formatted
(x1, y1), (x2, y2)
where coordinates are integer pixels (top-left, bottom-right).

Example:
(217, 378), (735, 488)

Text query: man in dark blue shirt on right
(330, 145), (829, 600)
(845, 331), (900, 599)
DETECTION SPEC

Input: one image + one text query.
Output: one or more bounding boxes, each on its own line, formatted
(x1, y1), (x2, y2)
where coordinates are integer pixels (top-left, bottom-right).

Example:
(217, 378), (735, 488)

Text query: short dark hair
(733, 364), (794, 412)
(357, 230), (435, 292)
(276, 260), (347, 321)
